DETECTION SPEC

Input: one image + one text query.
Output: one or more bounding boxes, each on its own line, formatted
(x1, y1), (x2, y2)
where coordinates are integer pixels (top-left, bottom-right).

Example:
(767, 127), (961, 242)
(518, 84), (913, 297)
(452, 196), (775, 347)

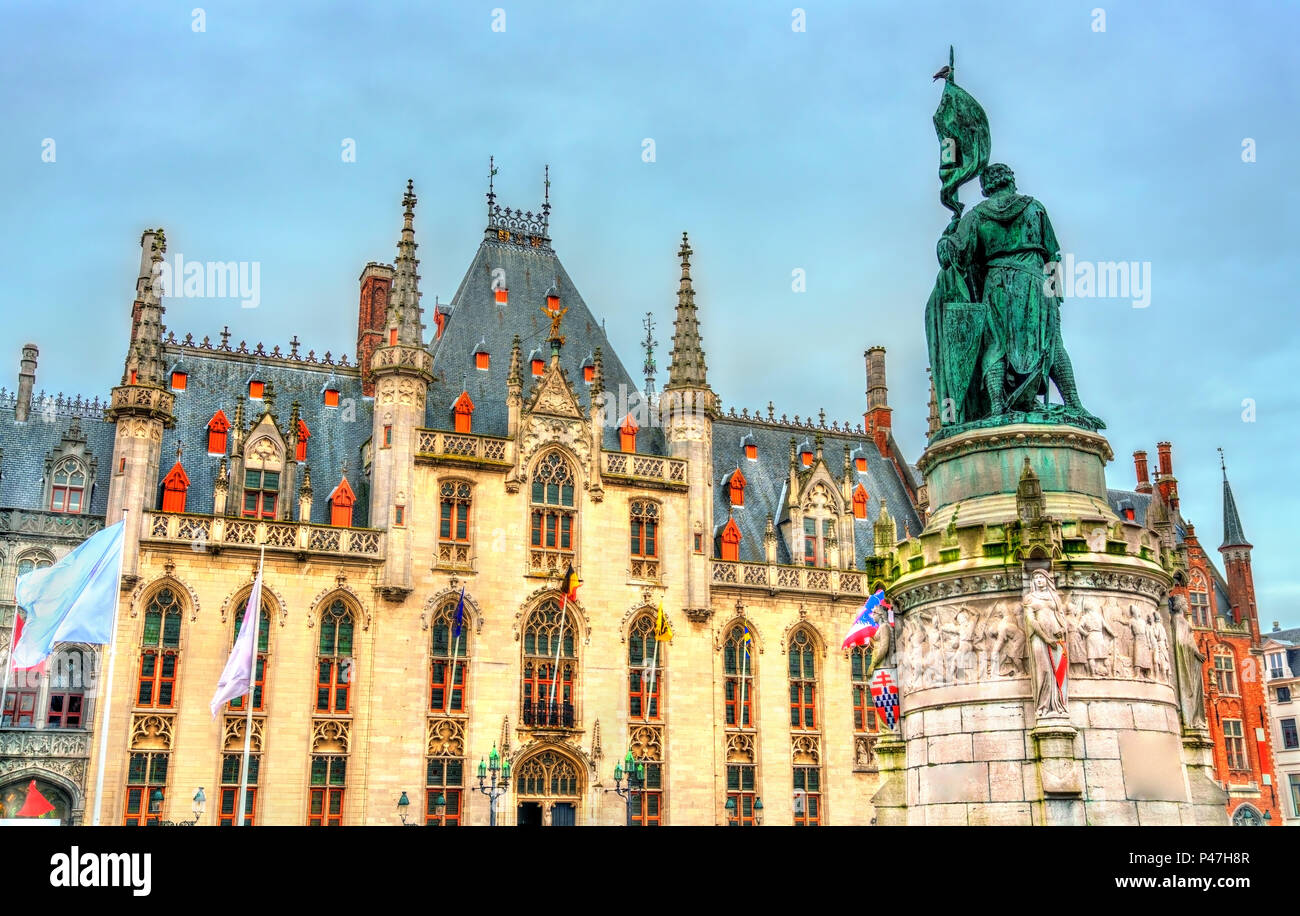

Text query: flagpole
(445, 632), (461, 715)
(91, 512), (128, 827)
(0, 591), (17, 726)
(547, 591), (568, 721)
(645, 635), (659, 723)
(236, 546), (264, 826)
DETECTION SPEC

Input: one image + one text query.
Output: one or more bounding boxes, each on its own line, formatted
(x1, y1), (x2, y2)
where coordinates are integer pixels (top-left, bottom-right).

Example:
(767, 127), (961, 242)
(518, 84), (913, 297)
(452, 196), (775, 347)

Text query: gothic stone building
(1, 178), (922, 825)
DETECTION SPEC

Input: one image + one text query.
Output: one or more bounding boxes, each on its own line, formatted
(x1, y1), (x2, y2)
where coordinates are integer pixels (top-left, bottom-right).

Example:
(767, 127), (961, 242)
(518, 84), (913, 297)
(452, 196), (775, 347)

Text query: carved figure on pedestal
(1023, 570), (1068, 717)
(1171, 596), (1207, 728)
(924, 613), (945, 688)
(946, 606), (978, 682)
(1151, 612), (1172, 683)
(902, 624), (925, 690)
(992, 603), (1026, 677)
(1079, 601), (1117, 678)
(1128, 606), (1153, 680)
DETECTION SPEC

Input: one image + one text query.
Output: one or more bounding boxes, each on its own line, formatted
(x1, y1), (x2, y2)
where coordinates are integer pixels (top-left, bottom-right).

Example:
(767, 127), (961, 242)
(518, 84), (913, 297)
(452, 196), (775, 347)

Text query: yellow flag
(654, 603), (673, 642)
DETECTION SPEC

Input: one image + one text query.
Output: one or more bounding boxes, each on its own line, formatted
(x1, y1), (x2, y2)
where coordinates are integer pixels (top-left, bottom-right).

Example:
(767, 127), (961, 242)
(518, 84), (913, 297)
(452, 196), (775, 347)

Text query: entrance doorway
(514, 749), (584, 826)
(517, 801), (543, 826)
(552, 802), (575, 826)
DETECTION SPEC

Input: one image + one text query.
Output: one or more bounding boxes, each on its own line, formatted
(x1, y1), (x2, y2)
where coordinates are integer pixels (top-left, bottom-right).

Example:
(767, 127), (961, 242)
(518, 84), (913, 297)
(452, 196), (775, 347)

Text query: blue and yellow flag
(740, 625), (752, 660)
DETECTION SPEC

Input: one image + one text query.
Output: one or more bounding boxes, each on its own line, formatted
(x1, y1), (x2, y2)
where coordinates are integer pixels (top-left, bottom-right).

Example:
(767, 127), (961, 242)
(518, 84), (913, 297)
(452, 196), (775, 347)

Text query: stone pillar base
(1031, 717), (1084, 825)
(869, 733), (907, 826)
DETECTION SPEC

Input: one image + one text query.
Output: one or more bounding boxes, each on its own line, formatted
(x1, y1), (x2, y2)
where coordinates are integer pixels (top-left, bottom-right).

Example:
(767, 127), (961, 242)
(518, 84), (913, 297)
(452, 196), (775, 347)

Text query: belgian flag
(560, 564), (580, 601)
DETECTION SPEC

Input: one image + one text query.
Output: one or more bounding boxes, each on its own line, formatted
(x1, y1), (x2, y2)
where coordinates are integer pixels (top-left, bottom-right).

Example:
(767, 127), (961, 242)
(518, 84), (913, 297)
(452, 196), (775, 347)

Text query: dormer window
(727, 469), (746, 507)
(296, 419), (310, 462)
(530, 350), (545, 377)
(170, 371), (188, 391)
(582, 356), (595, 384)
(855, 455), (867, 473)
(328, 477), (356, 528)
(249, 381), (264, 400)
(745, 444), (757, 461)
(494, 287), (508, 305)
(161, 462), (190, 513)
(475, 339), (490, 370)
(801, 450), (813, 468)
(50, 458), (86, 514)
(207, 410), (231, 455)
(389, 328), (399, 346)
(242, 469), (279, 519)
(852, 484), (868, 520)
(719, 517), (741, 562)
(619, 416), (639, 453)
(323, 389), (340, 408)
(452, 391), (475, 434)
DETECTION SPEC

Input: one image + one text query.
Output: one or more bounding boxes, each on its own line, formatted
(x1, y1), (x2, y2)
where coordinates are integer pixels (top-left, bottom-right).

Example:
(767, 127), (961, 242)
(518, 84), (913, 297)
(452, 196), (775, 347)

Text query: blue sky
(1, 1), (1296, 620)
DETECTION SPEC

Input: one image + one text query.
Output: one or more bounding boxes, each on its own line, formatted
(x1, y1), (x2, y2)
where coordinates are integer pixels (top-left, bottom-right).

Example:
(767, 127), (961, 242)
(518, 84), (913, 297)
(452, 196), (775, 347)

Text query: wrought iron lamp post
(724, 793), (764, 826)
(611, 750), (645, 826)
(149, 787), (205, 826)
(474, 744), (511, 826)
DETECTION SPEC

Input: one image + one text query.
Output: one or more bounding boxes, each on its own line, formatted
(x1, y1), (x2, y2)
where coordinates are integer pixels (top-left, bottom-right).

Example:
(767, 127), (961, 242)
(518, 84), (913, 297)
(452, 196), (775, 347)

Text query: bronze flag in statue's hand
(933, 46), (990, 220)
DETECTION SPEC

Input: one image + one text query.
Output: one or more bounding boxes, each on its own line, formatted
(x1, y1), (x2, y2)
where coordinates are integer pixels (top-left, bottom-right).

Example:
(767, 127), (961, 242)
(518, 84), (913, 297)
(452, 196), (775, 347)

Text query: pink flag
(210, 570), (262, 718)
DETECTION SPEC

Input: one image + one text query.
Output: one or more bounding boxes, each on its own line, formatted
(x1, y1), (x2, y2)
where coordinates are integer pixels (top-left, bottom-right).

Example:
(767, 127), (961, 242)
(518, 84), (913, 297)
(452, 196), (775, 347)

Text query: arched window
(628, 614), (663, 722)
(228, 595), (271, 713)
(1213, 650), (1238, 696)
(316, 600), (355, 714)
(629, 501), (659, 579)
(521, 599), (577, 728)
(438, 480), (473, 568)
(529, 452), (576, 574)
(136, 588), (182, 709)
(801, 485), (837, 568)
(1189, 573), (1211, 627)
(516, 751), (579, 797)
(788, 629), (817, 730)
(429, 600), (469, 714)
(16, 553), (52, 579)
(50, 458), (87, 514)
(48, 647), (91, 728)
(850, 645), (879, 736)
(723, 624), (754, 728)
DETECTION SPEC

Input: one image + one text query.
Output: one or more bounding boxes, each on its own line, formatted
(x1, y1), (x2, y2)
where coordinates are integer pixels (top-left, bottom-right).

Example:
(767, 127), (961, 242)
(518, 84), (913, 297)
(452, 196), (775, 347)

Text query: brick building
(1109, 445), (1278, 825)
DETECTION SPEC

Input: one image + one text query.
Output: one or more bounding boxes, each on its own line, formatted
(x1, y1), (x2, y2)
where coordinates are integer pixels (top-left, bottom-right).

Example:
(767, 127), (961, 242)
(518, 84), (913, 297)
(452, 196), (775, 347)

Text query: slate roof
(0, 396), (115, 516)
(1221, 473), (1251, 549)
(711, 418), (921, 565)
(426, 235), (663, 455)
(157, 346), (373, 526)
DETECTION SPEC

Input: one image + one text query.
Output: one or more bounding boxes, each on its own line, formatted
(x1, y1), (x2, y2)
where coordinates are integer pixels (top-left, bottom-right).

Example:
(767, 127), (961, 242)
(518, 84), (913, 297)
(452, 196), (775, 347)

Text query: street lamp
(754, 796), (764, 826)
(724, 794), (763, 826)
(474, 743), (511, 826)
(611, 750), (645, 826)
(189, 788), (206, 826)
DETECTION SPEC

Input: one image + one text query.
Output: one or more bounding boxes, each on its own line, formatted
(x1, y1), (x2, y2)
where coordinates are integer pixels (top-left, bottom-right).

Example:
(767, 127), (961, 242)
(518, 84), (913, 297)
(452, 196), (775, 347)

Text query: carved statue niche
(1170, 595), (1208, 729)
(1127, 605), (1154, 680)
(1023, 570), (1068, 718)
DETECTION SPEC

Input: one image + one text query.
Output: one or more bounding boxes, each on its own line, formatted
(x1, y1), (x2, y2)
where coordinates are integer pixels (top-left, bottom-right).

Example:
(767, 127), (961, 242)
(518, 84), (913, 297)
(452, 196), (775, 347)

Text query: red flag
(9, 615), (46, 675)
(16, 780), (55, 818)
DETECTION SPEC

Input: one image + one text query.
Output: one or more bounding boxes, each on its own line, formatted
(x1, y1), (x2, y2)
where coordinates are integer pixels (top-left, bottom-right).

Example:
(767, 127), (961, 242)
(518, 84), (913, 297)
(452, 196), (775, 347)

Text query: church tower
(370, 181), (433, 598)
(661, 233), (716, 618)
(106, 229), (175, 583)
(1219, 452), (1259, 644)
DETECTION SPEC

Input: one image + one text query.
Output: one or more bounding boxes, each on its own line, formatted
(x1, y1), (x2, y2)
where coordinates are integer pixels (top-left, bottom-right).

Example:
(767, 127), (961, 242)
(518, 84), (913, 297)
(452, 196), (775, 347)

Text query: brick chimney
(357, 262), (394, 397)
(1155, 441), (1178, 511)
(864, 346), (891, 457)
(14, 343), (37, 422)
(1133, 450), (1151, 494)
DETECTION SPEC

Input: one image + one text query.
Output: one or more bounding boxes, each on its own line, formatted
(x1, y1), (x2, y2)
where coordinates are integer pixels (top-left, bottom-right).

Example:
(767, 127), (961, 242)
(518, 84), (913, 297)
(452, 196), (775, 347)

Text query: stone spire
(926, 368), (941, 438)
(1219, 449), (1251, 550)
(666, 232), (709, 390)
(122, 228), (169, 387)
(387, 179), (425, 347)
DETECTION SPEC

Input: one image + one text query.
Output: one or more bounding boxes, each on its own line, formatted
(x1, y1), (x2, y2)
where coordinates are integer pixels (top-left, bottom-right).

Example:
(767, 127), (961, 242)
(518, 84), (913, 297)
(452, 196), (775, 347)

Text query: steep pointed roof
(427, 181), (654, 452)
(1220, 453), (1251, 550)
(388, 180), (426, 346)
(665, 232), (709, 390)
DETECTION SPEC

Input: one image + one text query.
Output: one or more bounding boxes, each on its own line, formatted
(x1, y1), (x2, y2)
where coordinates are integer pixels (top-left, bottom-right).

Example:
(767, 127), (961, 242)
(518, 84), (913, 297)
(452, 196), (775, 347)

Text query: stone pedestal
(869, 734), (908, 826)
(883, 423), (1228, 826)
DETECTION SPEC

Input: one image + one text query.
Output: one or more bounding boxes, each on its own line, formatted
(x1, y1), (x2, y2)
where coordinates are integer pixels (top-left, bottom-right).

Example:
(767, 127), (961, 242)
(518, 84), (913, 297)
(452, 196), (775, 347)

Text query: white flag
(210, 570), (262, 718)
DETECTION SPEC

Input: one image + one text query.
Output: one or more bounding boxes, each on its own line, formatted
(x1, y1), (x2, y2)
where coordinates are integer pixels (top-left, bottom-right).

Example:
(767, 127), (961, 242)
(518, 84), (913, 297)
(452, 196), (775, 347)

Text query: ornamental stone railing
(602, 451), (688, 487)
(0, 508), (106, 540)
(143, 512), (384, 560)
(416, 429), (510, 464)
(0, 728), (92, 759)
(710, 560), (868, 598)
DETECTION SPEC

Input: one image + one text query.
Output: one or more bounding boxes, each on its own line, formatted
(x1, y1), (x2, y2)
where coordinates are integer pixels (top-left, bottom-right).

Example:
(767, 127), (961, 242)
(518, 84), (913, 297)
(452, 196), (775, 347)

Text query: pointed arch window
(136, 588), (182, 709)
(1214, 650), (1238, 696)
(228, 596), (271, 713)
(629, 500), (659, 579)
(788, 629), (818, 730)
(1189, 573), (1211, 627)
(161, 462), (189, 513)
(316, 600), (355, 714)
(429, 600), (469, 714)
(723, 624), (754, 728)
(851, 645), (879, 735)
(529, 452), (576, 573)
(521, 599), (577, 728)
(628, 614), (664, 722)
(50, 458), (87, 514)
(47, 647), (91, 728)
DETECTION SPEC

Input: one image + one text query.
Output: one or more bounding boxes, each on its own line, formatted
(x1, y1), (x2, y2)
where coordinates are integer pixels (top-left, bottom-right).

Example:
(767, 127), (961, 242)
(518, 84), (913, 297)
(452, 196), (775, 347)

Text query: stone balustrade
(710, 559), (868, 598)
(143, 512), (384, 560)
(415, 429), (510, 464)
(602, 451), (688, 487)
(0, 507), (106, 540)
